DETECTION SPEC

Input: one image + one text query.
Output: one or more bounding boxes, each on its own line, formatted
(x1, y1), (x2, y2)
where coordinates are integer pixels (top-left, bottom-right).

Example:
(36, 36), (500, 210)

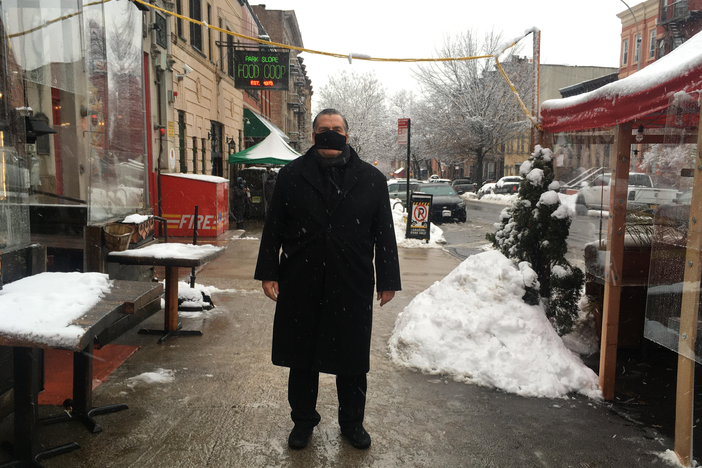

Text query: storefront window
(0, 0), (146, 240)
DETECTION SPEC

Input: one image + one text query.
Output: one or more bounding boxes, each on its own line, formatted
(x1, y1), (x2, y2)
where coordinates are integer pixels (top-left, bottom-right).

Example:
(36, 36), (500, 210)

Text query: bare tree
(315, 70), (394, 165)
(387, 90), (437, 179)
(412, 30), (531, 186)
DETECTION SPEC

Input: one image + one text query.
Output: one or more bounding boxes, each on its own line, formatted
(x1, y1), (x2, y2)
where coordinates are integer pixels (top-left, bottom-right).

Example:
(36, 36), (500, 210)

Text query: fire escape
(659, 0), (702, 54)
(287, 56), (311, 150)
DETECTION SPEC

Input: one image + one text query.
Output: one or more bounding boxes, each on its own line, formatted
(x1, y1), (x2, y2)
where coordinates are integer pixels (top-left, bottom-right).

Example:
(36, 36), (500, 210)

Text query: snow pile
(0, 272), (112, 348)
(112, 243), (224, 260)
(175, 281), (214, 310)
(389, 250), (601, 399)
(126, 368), (175, 389)
(391, 199), (446, 248)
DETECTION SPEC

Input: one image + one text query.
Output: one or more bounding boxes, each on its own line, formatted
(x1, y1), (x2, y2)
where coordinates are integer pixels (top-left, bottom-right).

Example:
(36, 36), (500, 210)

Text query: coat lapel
(300, 151), (325, 196)
(330, 149), (362, 214)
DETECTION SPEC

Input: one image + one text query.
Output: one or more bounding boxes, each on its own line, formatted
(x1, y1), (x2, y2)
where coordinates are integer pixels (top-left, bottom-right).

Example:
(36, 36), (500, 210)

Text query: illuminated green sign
(234, 50), (289, 91)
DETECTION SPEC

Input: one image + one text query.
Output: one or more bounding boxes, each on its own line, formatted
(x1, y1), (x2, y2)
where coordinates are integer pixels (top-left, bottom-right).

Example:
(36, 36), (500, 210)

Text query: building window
(176, 0), (184, 40)
(648, 29), (656, 59)
(192, 136), (198, 173)
(189, 0), (202, 52)
(227, 32), (234, 78)
(622, 38), (629, 65)
(634, 33), (641, 64)
(219, 19), (224, 72)
(207, 4), (212, 60)
(178, 111), (187, 173)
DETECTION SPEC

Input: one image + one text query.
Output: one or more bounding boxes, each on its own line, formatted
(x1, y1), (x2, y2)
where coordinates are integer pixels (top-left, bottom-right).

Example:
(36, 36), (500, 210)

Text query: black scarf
(313, 145), (351, 211)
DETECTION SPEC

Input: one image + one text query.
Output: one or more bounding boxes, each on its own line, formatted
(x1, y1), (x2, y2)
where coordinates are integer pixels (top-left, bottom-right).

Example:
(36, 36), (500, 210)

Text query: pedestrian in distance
(263, 170), (276, 216)
(254, 108), (401, 450)
(230, 177), (248, 229)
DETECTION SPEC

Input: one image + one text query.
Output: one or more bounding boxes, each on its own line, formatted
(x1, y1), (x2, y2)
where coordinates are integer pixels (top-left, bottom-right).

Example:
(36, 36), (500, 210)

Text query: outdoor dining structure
(539, 31), (702, 466)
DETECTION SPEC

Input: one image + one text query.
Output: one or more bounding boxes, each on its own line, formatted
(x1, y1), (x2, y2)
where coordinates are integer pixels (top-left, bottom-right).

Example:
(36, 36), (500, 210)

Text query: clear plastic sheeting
(644, 92), (701, 362)
(85, 0), (145, 222)
(2, 0), (84, 94)
(0, 0), (146, 235)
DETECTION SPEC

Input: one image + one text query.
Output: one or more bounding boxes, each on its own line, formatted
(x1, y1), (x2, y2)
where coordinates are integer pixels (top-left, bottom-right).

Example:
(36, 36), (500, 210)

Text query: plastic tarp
(541, 30), (702, 133)
(228, 131), (301, 165)
(244, 108), (290, 143)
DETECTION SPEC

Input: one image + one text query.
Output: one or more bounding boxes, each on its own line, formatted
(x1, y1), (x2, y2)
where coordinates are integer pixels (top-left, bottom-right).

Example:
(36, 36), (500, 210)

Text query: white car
(576, 172), (679, 213)
(477, 182), (496, 198)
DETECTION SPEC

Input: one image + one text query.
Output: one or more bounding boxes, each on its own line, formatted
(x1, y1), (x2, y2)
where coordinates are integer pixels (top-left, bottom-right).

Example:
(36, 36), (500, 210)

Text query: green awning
(244, 108), (290, 143)
(229, 131), (301, 165)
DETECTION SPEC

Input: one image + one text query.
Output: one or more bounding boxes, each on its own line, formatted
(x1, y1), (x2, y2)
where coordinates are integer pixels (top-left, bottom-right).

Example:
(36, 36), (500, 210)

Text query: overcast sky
(252, 0), (629, 106)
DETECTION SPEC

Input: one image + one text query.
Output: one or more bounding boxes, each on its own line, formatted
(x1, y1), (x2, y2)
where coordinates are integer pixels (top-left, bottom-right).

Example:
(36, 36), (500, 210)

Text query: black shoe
(288, 426), (313, 450)
(341, 425), (371, 449)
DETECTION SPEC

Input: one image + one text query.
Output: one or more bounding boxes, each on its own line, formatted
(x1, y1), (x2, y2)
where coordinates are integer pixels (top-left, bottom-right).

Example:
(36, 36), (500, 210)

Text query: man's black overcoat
(254, 146), (401, 375)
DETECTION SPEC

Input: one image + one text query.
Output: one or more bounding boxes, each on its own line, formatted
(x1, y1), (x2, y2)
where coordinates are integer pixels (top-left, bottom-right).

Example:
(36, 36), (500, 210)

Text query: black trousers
(288, 368), (366, 430)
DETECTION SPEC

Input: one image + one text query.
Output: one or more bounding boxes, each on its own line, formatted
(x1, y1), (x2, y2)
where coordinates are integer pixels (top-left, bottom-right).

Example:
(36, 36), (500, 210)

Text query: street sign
(397, 118), (409, 145)
(234, 49), (289, 91)
(406, 192), (432, 241)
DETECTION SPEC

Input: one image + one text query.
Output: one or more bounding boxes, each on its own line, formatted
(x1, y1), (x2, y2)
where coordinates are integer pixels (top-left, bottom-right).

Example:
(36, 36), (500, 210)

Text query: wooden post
(598, 123), (632, 400)
(674, 109), (702, 466)
(164, 266), (180, 332)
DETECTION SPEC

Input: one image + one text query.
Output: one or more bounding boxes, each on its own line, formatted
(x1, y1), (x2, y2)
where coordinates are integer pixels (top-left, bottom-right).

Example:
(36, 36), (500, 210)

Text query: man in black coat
(254, 109), (401, 450)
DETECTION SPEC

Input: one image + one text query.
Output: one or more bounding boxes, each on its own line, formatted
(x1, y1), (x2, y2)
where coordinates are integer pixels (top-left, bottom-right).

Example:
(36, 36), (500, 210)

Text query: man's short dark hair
(313, 108), (349, 133)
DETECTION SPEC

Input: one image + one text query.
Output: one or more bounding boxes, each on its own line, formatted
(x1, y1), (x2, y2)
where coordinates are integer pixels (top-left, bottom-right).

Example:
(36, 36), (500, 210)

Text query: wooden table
(0, 279), (162, 467)
(107, 244), (225, 343)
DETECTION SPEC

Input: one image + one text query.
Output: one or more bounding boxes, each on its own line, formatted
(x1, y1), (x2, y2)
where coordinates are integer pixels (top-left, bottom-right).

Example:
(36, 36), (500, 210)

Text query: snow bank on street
(391, 199), (446, 247)
(475, 193), (518, 205)
(389, 250), (601, 399)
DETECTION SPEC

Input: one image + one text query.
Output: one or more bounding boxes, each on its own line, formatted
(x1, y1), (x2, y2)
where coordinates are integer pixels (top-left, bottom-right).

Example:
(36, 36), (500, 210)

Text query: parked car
(493, 176), (522, 195)
(388, 180), (420, 207)
(415, 183), (466, 223)
(428, 174), (452, 183)
(576, 172), (680, 213)
(451, 179), (477, 195)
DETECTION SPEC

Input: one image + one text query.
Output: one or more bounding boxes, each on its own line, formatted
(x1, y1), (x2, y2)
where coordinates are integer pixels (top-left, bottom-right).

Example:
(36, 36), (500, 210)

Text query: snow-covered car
(416, 183), (466, 223)
(477, 182), (496, 198)
(493, 176), (522, 195)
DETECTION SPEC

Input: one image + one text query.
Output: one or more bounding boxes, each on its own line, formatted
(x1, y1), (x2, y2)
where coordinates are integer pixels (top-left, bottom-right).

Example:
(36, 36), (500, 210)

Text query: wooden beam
(674, 105), (702, 467)
(599, 123), (632, 401)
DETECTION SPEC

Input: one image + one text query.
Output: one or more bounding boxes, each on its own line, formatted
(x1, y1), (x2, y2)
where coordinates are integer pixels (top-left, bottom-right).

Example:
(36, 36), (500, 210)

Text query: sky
(252, 0), (628, 106)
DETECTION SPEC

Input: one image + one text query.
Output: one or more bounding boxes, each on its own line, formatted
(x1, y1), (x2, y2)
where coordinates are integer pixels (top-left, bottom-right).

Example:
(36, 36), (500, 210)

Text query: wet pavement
(0, 220), (688, 467)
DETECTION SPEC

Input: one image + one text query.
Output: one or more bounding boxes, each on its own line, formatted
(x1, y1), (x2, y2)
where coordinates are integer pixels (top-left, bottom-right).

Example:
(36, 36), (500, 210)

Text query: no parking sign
(406, 192), (432, 241)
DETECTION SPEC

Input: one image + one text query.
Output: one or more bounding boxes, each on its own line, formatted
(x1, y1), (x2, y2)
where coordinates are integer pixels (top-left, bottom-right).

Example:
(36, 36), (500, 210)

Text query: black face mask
(314, 130), (347, 150)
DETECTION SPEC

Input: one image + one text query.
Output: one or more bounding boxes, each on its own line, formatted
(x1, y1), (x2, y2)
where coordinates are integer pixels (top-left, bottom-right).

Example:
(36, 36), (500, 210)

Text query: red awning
(541, 31), (702, 133)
